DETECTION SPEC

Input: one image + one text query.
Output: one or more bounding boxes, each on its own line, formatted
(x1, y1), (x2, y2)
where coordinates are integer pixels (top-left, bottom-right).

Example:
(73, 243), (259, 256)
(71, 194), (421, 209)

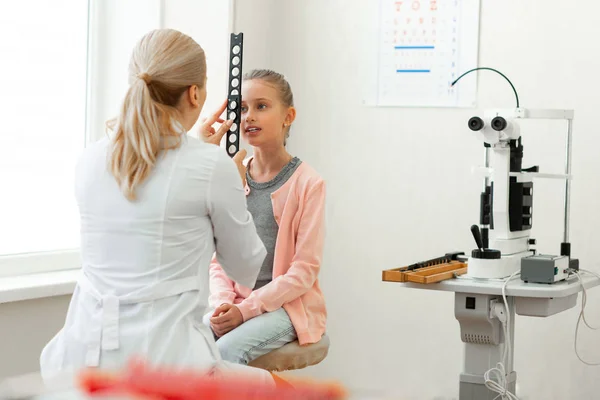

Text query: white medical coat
(40, 132), (266, 379)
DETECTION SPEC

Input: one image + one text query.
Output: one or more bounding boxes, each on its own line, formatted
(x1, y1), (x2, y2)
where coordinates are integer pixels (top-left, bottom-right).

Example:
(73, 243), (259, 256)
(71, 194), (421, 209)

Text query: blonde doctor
(40, 29), (272, 384)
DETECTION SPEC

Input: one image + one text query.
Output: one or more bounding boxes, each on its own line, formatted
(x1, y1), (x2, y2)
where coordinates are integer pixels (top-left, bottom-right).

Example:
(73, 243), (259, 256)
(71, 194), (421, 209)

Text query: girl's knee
(216, 336), (248, 365)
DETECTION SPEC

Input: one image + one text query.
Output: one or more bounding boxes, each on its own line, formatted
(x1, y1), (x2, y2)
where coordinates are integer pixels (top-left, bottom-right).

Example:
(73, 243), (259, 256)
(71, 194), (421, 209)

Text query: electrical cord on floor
(571, 269), (600, 366)
(484, 362), (519, 400)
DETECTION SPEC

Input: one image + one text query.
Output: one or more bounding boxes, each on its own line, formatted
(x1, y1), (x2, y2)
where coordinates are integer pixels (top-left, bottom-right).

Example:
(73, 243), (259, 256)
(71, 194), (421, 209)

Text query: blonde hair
(107, 29), (206, 201)
(243, 69), (294, 144)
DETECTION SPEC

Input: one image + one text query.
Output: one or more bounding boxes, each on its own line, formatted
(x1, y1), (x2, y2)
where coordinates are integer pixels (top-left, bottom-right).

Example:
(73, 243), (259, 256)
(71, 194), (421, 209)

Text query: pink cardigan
(208, 160), (327, 345)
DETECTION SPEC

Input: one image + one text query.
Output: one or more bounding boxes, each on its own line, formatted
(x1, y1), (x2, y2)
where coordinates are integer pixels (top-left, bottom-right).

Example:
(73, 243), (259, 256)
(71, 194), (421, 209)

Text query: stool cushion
(248, 334), (330, 372)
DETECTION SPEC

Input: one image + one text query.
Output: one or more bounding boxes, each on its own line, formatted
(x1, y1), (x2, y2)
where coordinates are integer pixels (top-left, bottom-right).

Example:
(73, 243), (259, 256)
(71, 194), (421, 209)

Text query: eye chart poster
(375, 0), (480, 107)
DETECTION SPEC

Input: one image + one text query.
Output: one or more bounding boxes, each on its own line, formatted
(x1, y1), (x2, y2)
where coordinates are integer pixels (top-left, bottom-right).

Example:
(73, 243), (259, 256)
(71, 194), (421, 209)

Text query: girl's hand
(210, 304), (244, 337)
(232, 149), (248, 187)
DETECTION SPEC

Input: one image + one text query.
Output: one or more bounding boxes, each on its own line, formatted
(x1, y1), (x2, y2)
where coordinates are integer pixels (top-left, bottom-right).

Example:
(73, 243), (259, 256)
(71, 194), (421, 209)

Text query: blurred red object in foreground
(77, 360), (347, 400)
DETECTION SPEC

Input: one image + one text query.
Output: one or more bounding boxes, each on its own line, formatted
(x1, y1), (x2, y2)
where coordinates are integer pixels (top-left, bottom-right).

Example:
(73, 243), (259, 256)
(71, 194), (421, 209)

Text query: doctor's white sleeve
(207, 152), (266, 289)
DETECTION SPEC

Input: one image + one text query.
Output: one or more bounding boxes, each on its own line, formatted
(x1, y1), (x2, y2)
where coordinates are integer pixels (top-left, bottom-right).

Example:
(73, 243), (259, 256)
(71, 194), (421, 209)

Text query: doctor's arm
(207, 152), (266, 292)
(236, 180), (326, 322)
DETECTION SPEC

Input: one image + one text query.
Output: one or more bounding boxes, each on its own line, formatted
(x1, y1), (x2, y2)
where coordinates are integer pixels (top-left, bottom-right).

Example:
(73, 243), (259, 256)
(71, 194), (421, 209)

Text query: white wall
(162, 0), (231, 130)
(235, 0), (600, 399)
(0, 296), (70, 380)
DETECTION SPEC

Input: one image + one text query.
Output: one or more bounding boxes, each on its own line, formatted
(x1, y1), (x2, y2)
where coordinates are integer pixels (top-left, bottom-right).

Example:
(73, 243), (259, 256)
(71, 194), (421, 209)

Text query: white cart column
(455, 292), (516, 400)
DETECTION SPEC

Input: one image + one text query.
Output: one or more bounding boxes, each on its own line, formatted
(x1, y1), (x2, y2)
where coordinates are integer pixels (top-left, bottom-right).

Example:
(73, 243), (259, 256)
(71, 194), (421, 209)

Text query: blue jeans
(203, 307), (297, 365)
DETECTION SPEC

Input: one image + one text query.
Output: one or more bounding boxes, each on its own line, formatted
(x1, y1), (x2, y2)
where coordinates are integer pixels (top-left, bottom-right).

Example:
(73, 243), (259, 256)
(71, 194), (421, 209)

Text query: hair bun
(137, 72), (152, 84)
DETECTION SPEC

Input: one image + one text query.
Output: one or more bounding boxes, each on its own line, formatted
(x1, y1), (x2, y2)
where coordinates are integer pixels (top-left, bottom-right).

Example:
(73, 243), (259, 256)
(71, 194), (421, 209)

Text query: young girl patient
(203, 69), (327, 365)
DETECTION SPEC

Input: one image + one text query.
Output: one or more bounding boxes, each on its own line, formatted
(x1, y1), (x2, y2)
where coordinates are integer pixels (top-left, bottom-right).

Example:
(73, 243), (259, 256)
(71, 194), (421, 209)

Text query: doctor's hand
(199, 99), (232, 146)
(210, 304), (244, 337)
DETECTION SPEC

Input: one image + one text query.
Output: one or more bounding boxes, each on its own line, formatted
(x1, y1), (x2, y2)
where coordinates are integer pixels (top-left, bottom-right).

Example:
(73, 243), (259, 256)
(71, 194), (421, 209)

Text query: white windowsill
(0, 269), (79, 305)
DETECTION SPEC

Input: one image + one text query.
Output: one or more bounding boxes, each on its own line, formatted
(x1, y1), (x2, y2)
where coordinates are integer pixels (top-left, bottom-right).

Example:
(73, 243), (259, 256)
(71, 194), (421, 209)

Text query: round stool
(248, 334), (330, 372)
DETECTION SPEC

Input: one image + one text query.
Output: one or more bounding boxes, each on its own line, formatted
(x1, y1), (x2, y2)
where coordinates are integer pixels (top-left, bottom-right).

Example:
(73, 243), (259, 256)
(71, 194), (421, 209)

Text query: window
(0, 0), (162, 277)
(0, 0), (88, 275)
